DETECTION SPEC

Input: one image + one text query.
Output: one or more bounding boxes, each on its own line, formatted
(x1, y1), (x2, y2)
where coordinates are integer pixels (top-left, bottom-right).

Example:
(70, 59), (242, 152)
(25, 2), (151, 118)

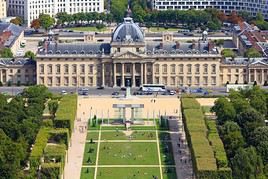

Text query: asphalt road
(0, 86), (229, 96)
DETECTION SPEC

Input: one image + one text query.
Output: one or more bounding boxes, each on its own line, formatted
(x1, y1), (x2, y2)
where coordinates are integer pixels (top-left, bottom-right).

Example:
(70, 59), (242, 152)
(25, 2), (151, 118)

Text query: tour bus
(140, 84), (166, 92)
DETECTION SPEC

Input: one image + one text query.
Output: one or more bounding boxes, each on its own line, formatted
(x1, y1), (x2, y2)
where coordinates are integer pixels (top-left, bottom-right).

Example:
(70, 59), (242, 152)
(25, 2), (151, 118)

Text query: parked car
(97, 86), (104, 90)
(61, 90), (67, 95)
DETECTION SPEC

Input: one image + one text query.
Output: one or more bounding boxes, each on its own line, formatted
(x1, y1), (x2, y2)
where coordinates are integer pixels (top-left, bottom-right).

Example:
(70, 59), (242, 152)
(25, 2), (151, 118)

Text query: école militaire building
(8, 17), (266, 88)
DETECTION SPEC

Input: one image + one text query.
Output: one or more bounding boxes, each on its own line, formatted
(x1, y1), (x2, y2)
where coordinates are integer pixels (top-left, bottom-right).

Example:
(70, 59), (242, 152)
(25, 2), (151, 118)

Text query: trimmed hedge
(206, 120), (228, 168)
(29, 128), (51, 169)
(54, 94), (77, 133)
(181, 98), (201, 109)
(44, 144), (66, 170)
(49, 128), (70, 148)
(40, 163), (62, 179)
(181, 98), (232, 179)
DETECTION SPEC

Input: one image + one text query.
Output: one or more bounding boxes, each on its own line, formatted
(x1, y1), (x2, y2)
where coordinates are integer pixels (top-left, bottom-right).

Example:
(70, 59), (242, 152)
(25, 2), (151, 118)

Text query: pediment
(249, 60), (268, 67)
(113, 51), (143, 59)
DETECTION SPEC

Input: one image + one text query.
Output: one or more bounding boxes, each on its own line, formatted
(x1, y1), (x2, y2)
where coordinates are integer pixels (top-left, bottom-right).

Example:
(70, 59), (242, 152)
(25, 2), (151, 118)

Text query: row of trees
(212, 87), (268, 178)
(222, 48), (262, 58)
(0, 85), (51, 178)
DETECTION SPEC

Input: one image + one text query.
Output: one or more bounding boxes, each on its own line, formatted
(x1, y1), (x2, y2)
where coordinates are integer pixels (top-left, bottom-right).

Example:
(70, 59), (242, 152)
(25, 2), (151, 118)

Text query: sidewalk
(168, 105), (194, 179)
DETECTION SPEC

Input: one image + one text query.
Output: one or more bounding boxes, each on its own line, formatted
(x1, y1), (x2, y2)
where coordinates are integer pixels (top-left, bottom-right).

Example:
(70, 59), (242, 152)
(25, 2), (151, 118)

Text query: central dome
(112, 17), (144, 43)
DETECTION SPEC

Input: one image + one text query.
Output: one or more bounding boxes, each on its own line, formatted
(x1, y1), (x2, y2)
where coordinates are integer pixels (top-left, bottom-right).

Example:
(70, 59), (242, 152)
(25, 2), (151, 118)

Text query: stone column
(132, 63), (135, 87)
(151, 63), (154, 84)
(113, 63), (116, 87)
(140, 63), (143, 86)
(144, 63), (147, 84)
(102, 63), (105, 86)
(262, 69), (265, 85)
(122, 63), (125, 87)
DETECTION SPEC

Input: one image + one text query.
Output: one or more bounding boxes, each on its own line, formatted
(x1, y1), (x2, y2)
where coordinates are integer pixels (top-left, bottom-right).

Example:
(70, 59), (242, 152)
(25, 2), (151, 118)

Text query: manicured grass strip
(55, 94), (77, 132)
(98, 142), (159, 165)
(86, 132), (100, 141)
(202, 106), (212, 114)
(82, 142), (98, 165)
(181, 98), (201, 109)
(80, 167), (95, 179)
(95, 167), (161, 179)
(101, 131), (156, 140)
(65, 26), (107, 32)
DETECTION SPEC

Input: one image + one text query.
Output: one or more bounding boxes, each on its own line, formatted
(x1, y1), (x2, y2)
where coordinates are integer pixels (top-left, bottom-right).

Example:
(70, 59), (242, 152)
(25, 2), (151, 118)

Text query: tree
(39, 14), (55, 30)
(221, 49), (236, 58)
(248, 86), (267, 115)
(24, 51), (36, 60)
(219, 121), (245, 158)
(0, 129), (24, 179)
(0, 48), (13, 58)
(48, 100), (58, 119)
(232, 147), (265, 179)
(228, 11), (242, 24)
(10, 17), (23, 26)
(236, 108), (265, 142)
(211, 97), (236, 125)
(244, 48), (262, 58)
(30, 19), (41, 30)
(238, 10), (253, 22)
(251, 126), (268, 163)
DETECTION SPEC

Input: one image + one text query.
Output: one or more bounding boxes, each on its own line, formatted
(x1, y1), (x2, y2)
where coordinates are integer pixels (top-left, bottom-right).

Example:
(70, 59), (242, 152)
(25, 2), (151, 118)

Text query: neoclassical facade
(36, 18), (268, 88)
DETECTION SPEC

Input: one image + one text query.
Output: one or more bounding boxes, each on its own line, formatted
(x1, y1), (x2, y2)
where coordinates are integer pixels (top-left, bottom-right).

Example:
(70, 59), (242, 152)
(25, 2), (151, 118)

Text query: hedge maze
(181, 98), (232, 179)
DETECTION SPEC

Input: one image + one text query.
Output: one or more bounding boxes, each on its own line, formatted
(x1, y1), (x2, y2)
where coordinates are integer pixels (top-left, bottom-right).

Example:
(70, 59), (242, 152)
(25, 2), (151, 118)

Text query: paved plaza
(64, 95), (194, 179)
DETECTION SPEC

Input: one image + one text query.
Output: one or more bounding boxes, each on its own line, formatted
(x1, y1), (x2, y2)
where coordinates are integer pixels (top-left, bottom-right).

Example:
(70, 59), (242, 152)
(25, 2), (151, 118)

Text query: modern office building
(0, 0), (6, 18)
(7, 0), (104, 26)
(152, 0), (268, 19)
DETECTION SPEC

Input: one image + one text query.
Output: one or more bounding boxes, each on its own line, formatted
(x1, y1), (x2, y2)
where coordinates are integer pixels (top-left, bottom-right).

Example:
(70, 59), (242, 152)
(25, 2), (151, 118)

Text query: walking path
(82, 165), (176, 168)
(168, 103), (194, 179)
(63, 119), (87, 179)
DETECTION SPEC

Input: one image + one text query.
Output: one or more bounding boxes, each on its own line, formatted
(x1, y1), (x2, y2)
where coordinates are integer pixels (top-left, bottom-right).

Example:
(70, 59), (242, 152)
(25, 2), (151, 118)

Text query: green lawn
(98, 142), (159, 165)
(86, 131), (100, 141)
(101, 131), (156, 140)
(202, 106), (212, 114)
(83, 143), (98, 165)
(65, 26), (107, 32)
(149, 27), (179, 32)
(95, 167), (161, 179)
(80, 167), (95, 179)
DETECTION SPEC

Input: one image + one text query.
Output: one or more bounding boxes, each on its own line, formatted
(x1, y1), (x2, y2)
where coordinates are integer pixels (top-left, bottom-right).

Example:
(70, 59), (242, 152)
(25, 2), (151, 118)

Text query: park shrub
(48, 128), (70, 148)
(44, 144), (66, 169)
(40, 162), (62, 179)
(29, 128), (51, 172)
(42, 119), (54, 127)
(54, 94), (77, 133)
(181, 98), (232, 178)
(181, 98), (201, 109)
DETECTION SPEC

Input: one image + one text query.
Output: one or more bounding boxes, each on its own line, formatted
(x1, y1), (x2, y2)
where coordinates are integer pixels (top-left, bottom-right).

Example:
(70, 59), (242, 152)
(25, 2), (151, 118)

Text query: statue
(125, 79), (131, 98)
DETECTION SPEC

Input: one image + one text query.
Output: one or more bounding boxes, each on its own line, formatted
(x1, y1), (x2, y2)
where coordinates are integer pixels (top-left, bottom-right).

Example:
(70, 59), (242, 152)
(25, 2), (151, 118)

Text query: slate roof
(112, 17), (144, 43)
(0, 58), (35, 66)
(40, 42), (111, 55)
(0, 23), (24, 48)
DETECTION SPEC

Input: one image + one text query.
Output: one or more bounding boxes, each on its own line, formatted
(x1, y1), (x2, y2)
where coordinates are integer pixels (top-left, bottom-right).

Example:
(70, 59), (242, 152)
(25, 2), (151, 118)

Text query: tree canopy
(39, 14), (55, 30)
(244, 48), (262, 58)
(0, 48), (13, 58)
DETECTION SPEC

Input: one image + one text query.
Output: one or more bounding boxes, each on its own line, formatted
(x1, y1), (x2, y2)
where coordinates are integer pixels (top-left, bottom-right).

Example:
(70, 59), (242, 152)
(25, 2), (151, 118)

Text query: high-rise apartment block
(7, 0), (104, 26)
(152, 0), (268, 19)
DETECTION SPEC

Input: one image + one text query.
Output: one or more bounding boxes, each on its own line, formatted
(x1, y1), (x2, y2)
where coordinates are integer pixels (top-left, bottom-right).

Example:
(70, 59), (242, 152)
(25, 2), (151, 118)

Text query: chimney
(159, 42), (163, 49)
(176, 41), (180, 49)
(192, 40), (196, 49)
(208, 41), (215, 51)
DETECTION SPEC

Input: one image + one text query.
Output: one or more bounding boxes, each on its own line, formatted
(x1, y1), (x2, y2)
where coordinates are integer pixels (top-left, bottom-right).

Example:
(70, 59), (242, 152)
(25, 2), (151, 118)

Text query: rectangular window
(80, 65), (85, 74)
(155, 65), (159, 74)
